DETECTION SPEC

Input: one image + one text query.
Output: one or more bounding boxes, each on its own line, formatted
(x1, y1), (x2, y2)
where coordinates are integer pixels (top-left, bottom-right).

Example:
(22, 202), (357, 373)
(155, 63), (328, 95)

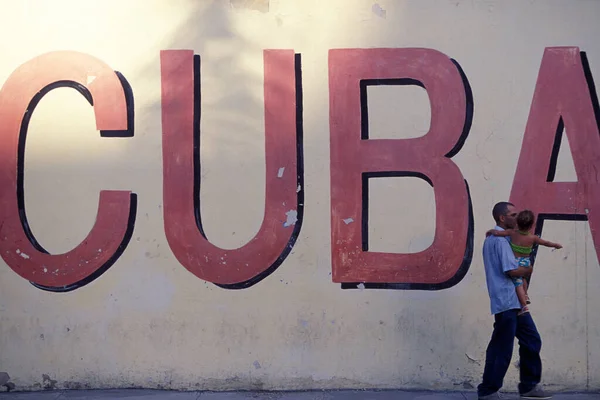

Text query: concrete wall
(0, 0), (598, 392)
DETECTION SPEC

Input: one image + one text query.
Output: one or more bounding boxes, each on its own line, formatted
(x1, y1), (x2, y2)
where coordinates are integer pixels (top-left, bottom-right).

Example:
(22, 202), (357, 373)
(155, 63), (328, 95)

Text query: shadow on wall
(9, 1), (474, 292)
(1, 0), (489, 391)
(152, 0), (305, 289)
(0, 1), (320, 293)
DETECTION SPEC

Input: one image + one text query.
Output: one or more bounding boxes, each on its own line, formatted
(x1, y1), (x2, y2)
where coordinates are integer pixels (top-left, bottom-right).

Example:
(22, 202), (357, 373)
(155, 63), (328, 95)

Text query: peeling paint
(283, 210), (298, 227)
(372, 3), (386, 18)
(343, 218), (354, 225)
(277, 167), (285, 178)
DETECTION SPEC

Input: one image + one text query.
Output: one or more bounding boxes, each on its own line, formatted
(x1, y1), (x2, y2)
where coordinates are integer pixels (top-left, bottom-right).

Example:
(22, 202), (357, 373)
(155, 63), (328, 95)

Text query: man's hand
(536, 236), (563, 250)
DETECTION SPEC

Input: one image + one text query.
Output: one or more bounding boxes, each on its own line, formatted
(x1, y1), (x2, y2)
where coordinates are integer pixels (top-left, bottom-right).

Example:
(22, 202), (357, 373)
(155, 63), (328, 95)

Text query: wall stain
(42, 374), (57, 390)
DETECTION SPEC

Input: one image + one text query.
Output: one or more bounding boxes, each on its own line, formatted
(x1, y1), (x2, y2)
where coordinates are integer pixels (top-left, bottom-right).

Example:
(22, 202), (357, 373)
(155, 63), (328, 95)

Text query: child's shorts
(511, 256), (531, 287)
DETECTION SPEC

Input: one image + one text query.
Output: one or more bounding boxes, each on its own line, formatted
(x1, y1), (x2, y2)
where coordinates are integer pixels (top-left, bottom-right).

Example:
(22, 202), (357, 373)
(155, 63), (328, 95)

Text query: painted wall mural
(329, 48), (473, 290)
(0, 46), (597, 292)
(161, 50), (304, 289)
(509, 48), (600, 267)
(0, 52), (136, 292)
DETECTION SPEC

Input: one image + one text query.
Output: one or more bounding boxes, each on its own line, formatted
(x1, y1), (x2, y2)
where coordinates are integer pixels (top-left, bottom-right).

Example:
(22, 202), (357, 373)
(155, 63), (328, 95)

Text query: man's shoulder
(484, 233), (504, 245)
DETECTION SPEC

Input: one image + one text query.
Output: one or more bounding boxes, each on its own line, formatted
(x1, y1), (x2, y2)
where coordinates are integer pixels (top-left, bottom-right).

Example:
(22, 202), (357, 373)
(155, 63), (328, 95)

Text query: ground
(0, 390), (598, 400)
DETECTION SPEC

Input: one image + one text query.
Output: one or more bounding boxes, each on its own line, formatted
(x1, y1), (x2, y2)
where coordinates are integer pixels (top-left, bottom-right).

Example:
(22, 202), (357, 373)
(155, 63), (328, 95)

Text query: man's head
(492, 201), (517, 229)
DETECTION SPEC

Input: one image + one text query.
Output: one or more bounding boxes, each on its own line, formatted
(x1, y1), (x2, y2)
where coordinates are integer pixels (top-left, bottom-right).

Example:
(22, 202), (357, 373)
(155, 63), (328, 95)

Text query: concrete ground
(0, 390), (598, 400)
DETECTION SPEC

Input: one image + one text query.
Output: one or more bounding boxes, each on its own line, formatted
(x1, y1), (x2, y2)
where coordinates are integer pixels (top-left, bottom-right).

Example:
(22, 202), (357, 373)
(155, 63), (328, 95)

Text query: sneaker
(520, 384), (552, 399)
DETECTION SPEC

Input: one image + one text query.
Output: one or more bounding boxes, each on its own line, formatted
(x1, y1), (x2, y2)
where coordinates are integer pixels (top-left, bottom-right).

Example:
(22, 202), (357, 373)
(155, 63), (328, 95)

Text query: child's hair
(517, 209), (535, 231)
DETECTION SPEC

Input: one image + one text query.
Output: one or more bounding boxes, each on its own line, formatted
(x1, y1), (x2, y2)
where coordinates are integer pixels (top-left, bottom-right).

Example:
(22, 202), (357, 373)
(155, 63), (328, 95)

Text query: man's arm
(534, 235), (562, 249)
(506, 266), (533, 278)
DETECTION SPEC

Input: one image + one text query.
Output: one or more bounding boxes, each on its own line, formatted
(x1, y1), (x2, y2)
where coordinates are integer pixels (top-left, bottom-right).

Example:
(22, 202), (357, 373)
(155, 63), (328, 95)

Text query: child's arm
(534, 236), (562, 249)
(486, 229), (513, 237)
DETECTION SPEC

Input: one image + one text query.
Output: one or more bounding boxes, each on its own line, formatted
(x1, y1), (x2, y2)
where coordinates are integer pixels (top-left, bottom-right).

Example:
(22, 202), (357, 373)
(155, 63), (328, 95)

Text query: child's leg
(516, 256), (533, 304)
(523, 278), (531, 304)
(512, 277), (530, 315)
(515, 284), (528, 308)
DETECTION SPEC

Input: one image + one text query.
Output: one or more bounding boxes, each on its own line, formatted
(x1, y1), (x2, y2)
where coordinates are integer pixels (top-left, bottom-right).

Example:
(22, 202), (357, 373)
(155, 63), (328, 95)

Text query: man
(478, 202), (552, 399)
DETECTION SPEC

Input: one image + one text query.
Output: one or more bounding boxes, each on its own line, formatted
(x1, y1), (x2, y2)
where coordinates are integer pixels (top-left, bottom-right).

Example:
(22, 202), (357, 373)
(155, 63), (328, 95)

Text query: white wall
(0, 0), (598, 392)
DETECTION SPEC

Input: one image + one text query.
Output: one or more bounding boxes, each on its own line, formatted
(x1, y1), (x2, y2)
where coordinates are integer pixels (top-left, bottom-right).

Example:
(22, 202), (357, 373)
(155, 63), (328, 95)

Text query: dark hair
(517, 209), (535, 231)
(492, 202), (514, 223)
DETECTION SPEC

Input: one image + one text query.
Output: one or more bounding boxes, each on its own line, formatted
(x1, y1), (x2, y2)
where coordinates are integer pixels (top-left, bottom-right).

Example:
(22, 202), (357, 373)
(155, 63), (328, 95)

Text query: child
(486, 209), (562, 315)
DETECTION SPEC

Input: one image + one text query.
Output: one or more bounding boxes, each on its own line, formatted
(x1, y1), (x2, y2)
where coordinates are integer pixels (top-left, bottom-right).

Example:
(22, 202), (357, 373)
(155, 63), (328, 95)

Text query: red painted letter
(510, 47), (600, 262)
(329, 48), (473, 289)
(0, 51), (136, 291)
(160, 50), (303, 288)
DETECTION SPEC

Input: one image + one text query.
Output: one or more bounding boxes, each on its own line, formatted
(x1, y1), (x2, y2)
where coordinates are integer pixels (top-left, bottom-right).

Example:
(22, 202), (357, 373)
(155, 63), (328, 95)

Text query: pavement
(0, 390), (598, 400)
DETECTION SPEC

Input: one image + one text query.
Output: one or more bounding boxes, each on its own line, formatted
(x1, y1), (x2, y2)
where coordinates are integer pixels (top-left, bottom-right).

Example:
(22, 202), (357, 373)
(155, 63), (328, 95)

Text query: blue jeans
(477, 309), (542, 396)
